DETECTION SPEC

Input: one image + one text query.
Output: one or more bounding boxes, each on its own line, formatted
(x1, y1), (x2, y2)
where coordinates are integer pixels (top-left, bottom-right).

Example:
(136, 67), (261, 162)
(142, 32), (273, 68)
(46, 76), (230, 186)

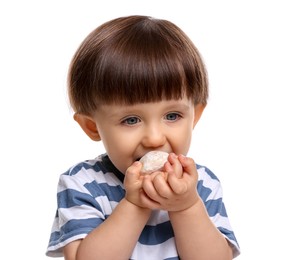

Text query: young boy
(46, 15), (240, 259)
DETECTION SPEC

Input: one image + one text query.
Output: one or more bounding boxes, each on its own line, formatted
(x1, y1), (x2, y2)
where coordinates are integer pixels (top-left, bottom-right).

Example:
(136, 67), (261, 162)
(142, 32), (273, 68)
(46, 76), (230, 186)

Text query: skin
(63, 97), (233, 260)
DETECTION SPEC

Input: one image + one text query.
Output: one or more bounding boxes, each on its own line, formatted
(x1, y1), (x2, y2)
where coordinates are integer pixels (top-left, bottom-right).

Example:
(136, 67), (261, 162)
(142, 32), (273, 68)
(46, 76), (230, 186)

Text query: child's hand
(141, 153), (200, 212)
(124, 161), (162, 209)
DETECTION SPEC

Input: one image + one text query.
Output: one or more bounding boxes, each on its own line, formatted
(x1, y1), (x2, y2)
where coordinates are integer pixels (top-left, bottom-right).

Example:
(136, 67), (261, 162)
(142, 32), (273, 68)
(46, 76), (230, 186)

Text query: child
(46, 15), (240, 259)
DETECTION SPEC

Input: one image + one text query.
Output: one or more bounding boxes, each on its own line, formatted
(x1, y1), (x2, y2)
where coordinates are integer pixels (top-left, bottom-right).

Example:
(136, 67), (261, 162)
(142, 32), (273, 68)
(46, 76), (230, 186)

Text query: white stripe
(210, 213), (233, 231)
(146, 210), (169, 225)
(46, 234), (87, 257)
(198, 167), (223, 200)
(57, 204), (106, 228)
(58, 166), (123, 193)
(54, 194), (118, 229)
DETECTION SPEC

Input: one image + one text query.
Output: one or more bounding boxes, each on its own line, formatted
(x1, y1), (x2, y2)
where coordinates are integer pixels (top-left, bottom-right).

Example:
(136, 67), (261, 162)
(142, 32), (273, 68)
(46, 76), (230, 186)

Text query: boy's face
(78, 97), (204, 174)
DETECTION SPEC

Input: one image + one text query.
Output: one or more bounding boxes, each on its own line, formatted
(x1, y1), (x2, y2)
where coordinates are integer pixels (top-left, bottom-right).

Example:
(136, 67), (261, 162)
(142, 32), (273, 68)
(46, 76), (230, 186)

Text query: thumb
(124, 161), (143, 187)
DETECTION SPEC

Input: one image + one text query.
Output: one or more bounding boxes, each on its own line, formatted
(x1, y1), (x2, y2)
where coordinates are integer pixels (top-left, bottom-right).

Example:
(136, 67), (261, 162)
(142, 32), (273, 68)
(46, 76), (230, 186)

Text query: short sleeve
(46, 159), (124, 257)
(197, 165), (240, 258)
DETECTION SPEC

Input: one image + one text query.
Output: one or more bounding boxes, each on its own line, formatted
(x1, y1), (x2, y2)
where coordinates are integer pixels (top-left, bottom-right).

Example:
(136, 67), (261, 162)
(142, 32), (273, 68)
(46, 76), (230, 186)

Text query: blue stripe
(57, 189), (102, 212)
(197, 180), (212, 201)
(65, 160), (107, 176)
(48, 218), (102, 247)
(66, 162), (95, 176)
(204, 198), (228, 217)
(139, 221), (174, 245)
(218, 227), (239, 247)
(84, 181), (125, 203)
(63, 161), (106, 176)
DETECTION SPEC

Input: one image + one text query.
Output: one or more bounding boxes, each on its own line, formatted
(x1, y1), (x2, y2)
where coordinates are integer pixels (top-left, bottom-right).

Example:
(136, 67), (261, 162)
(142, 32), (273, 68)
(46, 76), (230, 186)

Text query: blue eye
(122, 117), (140, 125)
(165, 113), (180, 121)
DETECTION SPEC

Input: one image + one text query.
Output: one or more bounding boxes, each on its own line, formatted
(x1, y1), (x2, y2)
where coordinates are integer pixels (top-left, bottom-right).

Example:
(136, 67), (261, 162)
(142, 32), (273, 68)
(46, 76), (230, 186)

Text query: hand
(141, 154), (200, 212)
(124, 161), (159, 209)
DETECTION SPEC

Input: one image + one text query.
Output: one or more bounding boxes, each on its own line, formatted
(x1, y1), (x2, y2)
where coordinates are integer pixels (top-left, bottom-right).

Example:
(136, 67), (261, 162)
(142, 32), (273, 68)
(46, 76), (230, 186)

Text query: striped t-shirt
(46, 154), (240, 259)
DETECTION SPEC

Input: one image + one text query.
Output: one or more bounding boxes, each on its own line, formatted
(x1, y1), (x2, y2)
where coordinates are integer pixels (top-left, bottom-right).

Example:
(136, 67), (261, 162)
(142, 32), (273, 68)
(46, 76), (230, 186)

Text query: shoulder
(63, 154), (106, 177)
(57, 154), (121, 193)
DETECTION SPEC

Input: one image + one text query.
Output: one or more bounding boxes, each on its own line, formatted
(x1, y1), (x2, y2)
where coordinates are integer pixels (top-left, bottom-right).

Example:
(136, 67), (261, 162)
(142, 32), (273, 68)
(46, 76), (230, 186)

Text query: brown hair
(68, 15), (208, 115)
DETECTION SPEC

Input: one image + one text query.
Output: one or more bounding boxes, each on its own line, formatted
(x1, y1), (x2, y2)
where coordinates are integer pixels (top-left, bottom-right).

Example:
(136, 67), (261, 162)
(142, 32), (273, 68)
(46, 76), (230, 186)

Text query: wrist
(122, 198), (152, 216)
(169, 197), (204, 216)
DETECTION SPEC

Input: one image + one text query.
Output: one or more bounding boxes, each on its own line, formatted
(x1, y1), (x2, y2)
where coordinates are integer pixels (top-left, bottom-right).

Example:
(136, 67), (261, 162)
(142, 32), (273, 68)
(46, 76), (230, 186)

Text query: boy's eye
(122, 117), (140, 125)
(165, 112), (180, 121)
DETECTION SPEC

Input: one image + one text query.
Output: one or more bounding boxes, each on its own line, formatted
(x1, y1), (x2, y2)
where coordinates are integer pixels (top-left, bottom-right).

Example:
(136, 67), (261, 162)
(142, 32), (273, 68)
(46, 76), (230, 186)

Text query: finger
(147, 171), (161, 180)
(178, 155), (198, 179)
(142, 175), (160, 200)
(124, 161), (143, 187)
(166, 153), (183, 178)
(152, 173), (172, 198)
(167, 172), (188, 195)
(164, 161), (173, 173)
(139, 188), (162, 209)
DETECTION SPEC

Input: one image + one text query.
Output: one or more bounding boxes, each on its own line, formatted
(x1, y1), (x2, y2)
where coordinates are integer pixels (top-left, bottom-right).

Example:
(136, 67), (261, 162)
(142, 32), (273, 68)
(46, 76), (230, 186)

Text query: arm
(63, 162), (151, 260)
(142, 154), (233, 260)
(75, 198), (150, 260)
(169, 199), (232, 260)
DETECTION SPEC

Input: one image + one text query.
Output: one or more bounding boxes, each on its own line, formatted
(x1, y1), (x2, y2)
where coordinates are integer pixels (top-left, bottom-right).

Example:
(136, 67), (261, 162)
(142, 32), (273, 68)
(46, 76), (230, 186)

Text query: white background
(1, 1), (283, 259)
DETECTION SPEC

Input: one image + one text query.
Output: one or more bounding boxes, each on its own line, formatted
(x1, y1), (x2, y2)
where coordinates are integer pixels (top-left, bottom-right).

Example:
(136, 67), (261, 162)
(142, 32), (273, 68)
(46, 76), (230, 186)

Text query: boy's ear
(193, 104), (206, 128)
(73, 113), (101, 141)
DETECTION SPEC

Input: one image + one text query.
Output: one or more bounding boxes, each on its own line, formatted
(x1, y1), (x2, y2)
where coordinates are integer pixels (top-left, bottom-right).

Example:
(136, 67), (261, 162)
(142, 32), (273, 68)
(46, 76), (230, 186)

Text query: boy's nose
(141, 125), (166, 148)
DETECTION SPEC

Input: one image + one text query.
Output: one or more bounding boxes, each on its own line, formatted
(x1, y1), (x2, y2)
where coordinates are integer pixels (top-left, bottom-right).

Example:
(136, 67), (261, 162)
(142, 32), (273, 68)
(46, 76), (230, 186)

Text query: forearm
(169, 199), (233, 260)
(76, 198), (151, 260)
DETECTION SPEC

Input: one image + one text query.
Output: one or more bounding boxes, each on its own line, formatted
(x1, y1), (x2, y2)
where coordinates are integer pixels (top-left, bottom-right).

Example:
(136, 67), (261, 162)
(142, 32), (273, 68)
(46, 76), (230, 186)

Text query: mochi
(139, 151), (169, 174)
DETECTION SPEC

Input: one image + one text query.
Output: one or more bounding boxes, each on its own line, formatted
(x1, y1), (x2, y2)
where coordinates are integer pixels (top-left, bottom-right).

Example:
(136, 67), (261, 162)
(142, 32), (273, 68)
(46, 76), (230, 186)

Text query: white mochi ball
(139, 151), (169, 174)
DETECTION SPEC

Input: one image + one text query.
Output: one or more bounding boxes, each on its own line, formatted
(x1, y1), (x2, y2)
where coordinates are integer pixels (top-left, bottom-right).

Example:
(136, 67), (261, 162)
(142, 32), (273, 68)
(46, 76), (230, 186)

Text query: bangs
(94, 32), (188, 106)
(68, 16), (208, 114)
